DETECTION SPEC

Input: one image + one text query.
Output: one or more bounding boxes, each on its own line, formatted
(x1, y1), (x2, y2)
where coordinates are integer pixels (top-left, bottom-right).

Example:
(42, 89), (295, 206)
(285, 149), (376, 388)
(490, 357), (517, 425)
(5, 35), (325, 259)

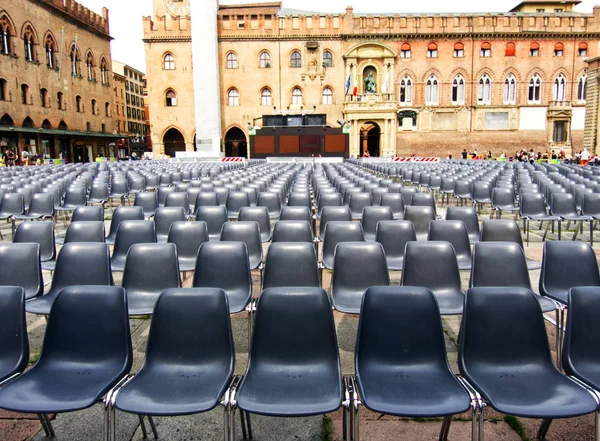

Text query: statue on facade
(365, 72), (377, 94)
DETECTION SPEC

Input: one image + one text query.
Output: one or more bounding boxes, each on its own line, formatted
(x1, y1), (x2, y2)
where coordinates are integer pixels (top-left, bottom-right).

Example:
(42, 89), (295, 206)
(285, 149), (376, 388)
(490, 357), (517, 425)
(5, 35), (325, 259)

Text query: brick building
(0, 0), (119, 163)
(143, 0), (599, 158)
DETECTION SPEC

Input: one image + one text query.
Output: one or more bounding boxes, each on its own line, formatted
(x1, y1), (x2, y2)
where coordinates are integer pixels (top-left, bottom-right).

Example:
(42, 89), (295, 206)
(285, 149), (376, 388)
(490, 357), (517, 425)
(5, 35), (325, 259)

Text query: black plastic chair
(105, 206), (144, 245)
(401, 241), (464, 315)
(13, 193), (54, 222)
(0, 193), (25, 239)
(13, 221), (55, 264)
(157, 186), (175, 207)
(165, 192), (190, 216)
(427, 220), (472, 270)
(194, 192), (220, 212)
(214, 187), (229, 207)
(287, 192), (311, 209)
(491, 187), (519, 219)
(195, 205), (228, 241)
(167, 221), (208, 272)
(470, 242), (557, 313)
(0, 286), (132, 440)
(271, 220), (314, 243)
(354, 286), (473, 441)
(318, 206), (352, 241)
(239, 206), (272, 243)
(220, 221), (263, 271)
(550, 193), (592, 241)
(582, 192), (600, 245)
(480, 219), (540, 270)
(111, 220), (157, 271)
(56, 186), (87, 214)
(134, 192), (158, 218)
(379, 193), (405, 220)
(121, 243), (181, 316)
(321, 221), (365, 270)
(154, 207), (186, 242)
(0, 287), (28, 385)
(330, 242), (390, 314)
(63, 221), (106, 243)
(375, 220), (416, 271)
(459, 287), (598, 441)
(109, 180), (130, 208)
(72, 205), (104, 222)
(226, 191), (250, 219)
(26, 243), (112, 315)
(404, 205), (436, 241)
(398, 187), (416, 206)
(193, 242), (252, 314)
(88, 184), (109, 206)
(360, 206), (394, 242)
(349, 192), (373, 220)
(112, 288), (235, 441)
(519, 193), (559, 245)
(446, 206), (480, 244)
(235, 287), (344, 436)
(411, 193), (438, 218)
(316, 192), (343, 218)
(0, 243), (43, 301)
(263, 242), (320, 290)
(257, 192), (282, 219)
(471, 182), (492, 212)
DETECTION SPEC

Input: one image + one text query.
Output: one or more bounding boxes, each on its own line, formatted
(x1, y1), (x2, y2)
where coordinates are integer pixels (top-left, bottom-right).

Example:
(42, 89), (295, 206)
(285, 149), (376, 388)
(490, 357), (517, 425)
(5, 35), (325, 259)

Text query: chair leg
(537, 418), (553, 440)
(138, 414), (148, 439)
(439, 415), (452, 441)
(572, 221), (581, 241)
(245, 412), (253, 439)
(542, 221), (551, 242)
(558, 221), (562, 240)
(478, 403), (485, 441)
(239, 410), (248, 440)
(223, 402), (230, 441)
(147, 416), (158, 438)
(591, 221), (594, 247)
(595, 408), (600, 441)
(37, 414), (52, 438)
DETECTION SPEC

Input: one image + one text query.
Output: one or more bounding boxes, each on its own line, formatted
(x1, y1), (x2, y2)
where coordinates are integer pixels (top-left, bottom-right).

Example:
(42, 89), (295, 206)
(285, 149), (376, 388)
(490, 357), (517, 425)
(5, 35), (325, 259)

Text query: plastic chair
(519, 193), (559, 245)
(0, 193), (25, 238)
(271, 220), (314, 243)
(154, 207), (186, 242)
(105, 206), (144, 245)
(195, 206), (228, 241)
(401, 241), (464, 315)
(235, 287), (344, 433)
(63, 221), (106, 243)
(361, 206), (394, 242)
(370, 187), (389, 206)
(263, 242), (320, 290)
(257, 192), (282, 219)
(111, 220), (157, 271)
(480, 219), (540, 269)
(122, 243), (181, 316)
(226, 191), (250, 219)
(193, 242), (252, 313)
(380, 193), (405, 220)
(316, 192), (343, 218)
(72, 205), (104, 222)
(491, 187), (519, 219)
(165, 192), (190, 216)
(239, 206), (272, 243)
(471, 182), (492, 212)
(108, 180), (130, 208)
(13, 221), (55, 264)
(374, 220), (416, 271)
(88, 184), (109, 206)
(550, 193), (592, 241)
(0, 243), (43, 300)
(427, 220), (472, 270)
(349, 192), (373, 220)
(404, 205), (435, 241)
(220, 221), (263, 271)
(26, 243), (112, 315)
(167, 221), (208, 272)
(321, 221), (365, 270)
(56, 187), (87, 213)
(459, 287), (598, 441)
(0, 287), (28, 385)
(134, 192), (158, 218)
(112, 288), (235, 441)
(354, 286), (473, 441)
(411, 193), (438, 218)
(194, 192), (220, 212)
(157, 186), (175, 207)
(214, 187), (229, 207)
(13, 193), (54, 221)
(0, 286), (132, 440)
(287, 192), (311, 209)
(330, 242), (390, 314)
(446, 206), (480, 244)
(318, 206), (352, 241)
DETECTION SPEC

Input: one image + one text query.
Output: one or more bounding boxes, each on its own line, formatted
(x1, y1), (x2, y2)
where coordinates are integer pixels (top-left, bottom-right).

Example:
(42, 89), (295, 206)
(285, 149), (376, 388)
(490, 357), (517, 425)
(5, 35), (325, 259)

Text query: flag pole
(72, 33), (78, 84)
(57, 26), (64, 81)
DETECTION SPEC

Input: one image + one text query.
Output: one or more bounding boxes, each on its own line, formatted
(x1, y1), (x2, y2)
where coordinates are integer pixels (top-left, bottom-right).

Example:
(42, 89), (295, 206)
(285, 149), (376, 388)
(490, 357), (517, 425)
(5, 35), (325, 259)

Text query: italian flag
(353, 74), (358, 96)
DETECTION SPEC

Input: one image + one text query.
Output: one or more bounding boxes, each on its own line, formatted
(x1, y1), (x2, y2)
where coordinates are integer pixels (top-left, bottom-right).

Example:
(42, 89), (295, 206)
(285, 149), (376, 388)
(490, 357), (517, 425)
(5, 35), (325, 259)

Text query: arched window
(91, 99), (97, 115)
(399, 76), (412, 105)
(0, 15), (13, 55)
(57, 92), (63, 110)
(554, 42), (564, 57)
(165, 90), (177, 107)
(579, 42), (588, 57)
(226, 52), (238, 69)
(454, 42), (464, 57)
(477, 74), (492, 104)
(75, 95), (82, 112)
(0, 78), (7, 101)
(22, 25), (36, 62)
(291, 87), (303, 106)
(323, 50), (333, 67)
(322, 87), (333, 105)
(427, 42), (438, 58)
(578, 75), (587, 102)
(400, 43), (411, 58)
(21, 84), (29, 104)
(105, 102), (110, 117)
(227, 88), (239, 106)
(505, 42), (516, 57)
(100, 58), (108, 85)
(290, 50), (302, 68)
(480, 42), (491, 57)
(259, 51), (271, 68)
(530, 42), (540, 57)
(504, 74), (517, 104)
(45, 34), (57, 68)
(452, 75), (466, 105)
(163, 53), (175, 70)
(86, 52), (95, 81)
(260, 88), (272, 106)
(554, 74), (567, 101)
(40, 88), (48, 107)
(528, 74), (542, 103)
(70, 44), (80, 76)
(425, 75), (439, 105)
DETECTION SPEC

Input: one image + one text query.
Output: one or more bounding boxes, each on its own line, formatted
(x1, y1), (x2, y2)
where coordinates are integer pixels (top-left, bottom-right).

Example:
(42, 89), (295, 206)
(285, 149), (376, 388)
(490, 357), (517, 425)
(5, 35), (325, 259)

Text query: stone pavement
(1, 202), (598, 441)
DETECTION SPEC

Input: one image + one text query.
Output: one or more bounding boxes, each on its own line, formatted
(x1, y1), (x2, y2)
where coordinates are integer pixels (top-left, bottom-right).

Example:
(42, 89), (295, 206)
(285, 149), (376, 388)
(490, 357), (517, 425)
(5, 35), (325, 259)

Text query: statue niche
(363, 67), (377, 94)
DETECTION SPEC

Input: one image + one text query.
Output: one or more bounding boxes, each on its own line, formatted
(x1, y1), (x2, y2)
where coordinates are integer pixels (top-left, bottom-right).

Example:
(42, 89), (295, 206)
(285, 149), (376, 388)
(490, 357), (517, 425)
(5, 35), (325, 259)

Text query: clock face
(165, 0), (190, 17)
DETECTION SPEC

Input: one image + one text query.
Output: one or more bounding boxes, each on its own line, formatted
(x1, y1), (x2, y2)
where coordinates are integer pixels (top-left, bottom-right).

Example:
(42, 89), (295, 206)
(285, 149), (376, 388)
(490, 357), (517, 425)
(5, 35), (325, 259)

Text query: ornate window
(505, 42), (516, 57)
(260, 88), (272, 106)
(427, 42), (438, 58)
(259, 51), (271, 68)
(291, 87), (303, 106)
(454, 42), (464, 58)
(577, 75), (587, 102)
(425, 75), (439, 105)
(400, 43), (411, 58)
(45, 34), (57, 68)
(70, 44), (80, 76)
(22, 25), (36, 62)
(226, 52), (238, 69)
(290, 50), (302, 68)
(323, 50), (333, 67)
(504, 74), (517, 104)
(163, 53), (175, 70)
(227, 88), (239, 106)
(165, 90), (177, 107)
(86, 52), (95, 81)
(530, 42), (540, 57)
(0, 15), (13, 55)
(100, 58), (109, 85)
(528, 74), (542, 103)
(322, 87), (333, 105)
(40, 88), (48, 107)
(452, 75), (466, 105)
(399, 76), (412, 105)
(477, 74), (492, 104)
(554, 42), (564, 57)
(480, 42), (491, 57)
(554, 74), (567, 101)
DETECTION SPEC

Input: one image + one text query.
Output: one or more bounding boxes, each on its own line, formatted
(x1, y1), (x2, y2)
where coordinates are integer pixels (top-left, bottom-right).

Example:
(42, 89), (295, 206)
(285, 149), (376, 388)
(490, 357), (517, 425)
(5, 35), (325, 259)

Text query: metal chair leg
(239, 409), (247, 440)
(245, 412), (253, 439)
(595, 408), (600, 441)
(537, 418), (553, 440)
(138, 414), (148, 439)
(439, 415), (452, 441)
(147, 416), (158, 438)
(37, 414), (51, 438)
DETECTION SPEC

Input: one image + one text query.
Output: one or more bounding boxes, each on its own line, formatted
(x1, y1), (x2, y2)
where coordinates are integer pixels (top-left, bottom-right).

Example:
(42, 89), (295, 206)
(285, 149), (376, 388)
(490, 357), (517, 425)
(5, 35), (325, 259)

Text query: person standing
(581, 148), (591, 166)
(21, 150), (29, 166)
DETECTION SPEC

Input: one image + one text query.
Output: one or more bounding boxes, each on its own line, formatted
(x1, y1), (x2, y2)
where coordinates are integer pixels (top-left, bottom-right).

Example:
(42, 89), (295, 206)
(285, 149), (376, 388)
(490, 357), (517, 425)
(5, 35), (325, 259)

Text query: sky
(80, 0), (599, 72)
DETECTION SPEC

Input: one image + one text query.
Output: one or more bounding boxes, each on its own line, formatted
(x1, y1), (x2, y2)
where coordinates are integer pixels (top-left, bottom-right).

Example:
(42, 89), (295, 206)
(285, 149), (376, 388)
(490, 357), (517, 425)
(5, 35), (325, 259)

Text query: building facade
(144, 0), (600, 158)
(0, 0), (118, 163)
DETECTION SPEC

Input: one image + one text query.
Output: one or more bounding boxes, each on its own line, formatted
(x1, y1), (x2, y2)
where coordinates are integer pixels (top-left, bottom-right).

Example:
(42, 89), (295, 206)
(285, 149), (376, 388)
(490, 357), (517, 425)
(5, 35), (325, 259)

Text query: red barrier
(221, 157), (244, 162)
(391, 157), (440, 163)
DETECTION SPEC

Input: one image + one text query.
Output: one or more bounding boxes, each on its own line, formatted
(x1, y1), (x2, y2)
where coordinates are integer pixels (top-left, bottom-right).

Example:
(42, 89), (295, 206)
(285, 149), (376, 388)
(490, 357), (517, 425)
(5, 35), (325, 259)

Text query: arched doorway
(224, 127), (247, 158)
(0, 114), (14, 126)
(22, 117), (35, 128)
(360, 122), (380, 157)
(163, 128), (186, 157)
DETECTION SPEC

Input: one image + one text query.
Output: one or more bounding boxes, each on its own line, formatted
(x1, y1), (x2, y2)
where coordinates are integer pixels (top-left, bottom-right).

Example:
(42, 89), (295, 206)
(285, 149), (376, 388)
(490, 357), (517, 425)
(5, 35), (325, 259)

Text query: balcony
(548, 100), (572, 119)
(344, 93), (397, 115)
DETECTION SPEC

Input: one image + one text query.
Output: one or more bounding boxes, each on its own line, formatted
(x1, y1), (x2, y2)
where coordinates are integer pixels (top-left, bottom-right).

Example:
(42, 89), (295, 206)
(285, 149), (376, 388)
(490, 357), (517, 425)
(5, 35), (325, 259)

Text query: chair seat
(535, 295), (558, 313)
(467, 368), (598, 419)
(525, 215), (559, 221)
(56, 205), (81, 211)
(495, 205), (519, 212)
(357, 366), (471, 417)
(364, 232), (376, 242)
(332, 288), (367, 314)
(41, 260), (56, 272)
(127, 292), (162, 316)
(25, 290), (61, 315)
(13, 214), (49, 220)
(560, 215), (592, 222)
(110, 256), (127, 272)
(385, 257), (404, 271)
(178, 258), (197, 272)
(116, 369), (228, 416)
(526, 258), (541, 271)
(543, 288), (569, 305)
(0, 366), (122, 413)
(457, 256), (472, 271)
(467, 233), (479, 244)
(432, 290), (464, 315)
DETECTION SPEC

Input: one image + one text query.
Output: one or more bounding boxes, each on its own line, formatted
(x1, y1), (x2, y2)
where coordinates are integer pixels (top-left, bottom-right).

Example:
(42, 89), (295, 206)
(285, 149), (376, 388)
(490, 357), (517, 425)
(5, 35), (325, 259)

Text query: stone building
(0, 0), (118, 163)
(143, 0), (598, 158)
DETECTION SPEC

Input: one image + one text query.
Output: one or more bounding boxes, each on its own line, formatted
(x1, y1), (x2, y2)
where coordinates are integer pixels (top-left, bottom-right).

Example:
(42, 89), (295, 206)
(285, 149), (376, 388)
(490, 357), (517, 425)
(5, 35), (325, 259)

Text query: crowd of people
(0, 148), (43, 167)
(457, 147), (596, 165)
